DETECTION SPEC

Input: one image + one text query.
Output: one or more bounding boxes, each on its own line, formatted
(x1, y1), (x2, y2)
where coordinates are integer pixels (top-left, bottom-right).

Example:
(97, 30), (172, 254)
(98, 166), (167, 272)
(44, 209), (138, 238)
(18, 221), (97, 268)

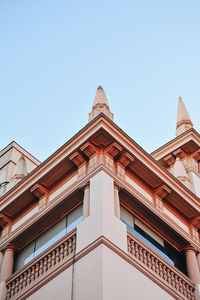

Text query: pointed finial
(12, 154), (28, 180)
(89, 86), (113, 122)
(176, 97), (193, 136)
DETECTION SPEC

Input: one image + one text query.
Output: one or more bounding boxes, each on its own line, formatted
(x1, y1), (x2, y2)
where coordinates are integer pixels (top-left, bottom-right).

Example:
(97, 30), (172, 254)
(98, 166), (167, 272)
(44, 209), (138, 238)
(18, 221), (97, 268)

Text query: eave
(1, 114), (200, 228)
(151, 128), (200, 167)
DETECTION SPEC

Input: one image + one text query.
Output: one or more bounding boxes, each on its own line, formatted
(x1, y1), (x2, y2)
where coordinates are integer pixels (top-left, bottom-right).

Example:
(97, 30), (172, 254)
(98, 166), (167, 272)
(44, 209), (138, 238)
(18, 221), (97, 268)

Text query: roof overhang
(1, 114), (200, 227)
(151, 128), (200, 168)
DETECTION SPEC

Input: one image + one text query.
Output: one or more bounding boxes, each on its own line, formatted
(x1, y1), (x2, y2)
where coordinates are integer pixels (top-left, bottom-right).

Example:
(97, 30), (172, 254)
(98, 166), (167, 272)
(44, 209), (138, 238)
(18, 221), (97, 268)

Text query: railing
(6, 230), (76, 299)
(127, 232), (195, 300)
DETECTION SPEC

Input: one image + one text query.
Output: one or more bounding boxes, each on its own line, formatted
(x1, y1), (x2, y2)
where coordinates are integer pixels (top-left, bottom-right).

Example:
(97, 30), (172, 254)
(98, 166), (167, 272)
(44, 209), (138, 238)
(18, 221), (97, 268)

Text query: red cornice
(1, 113), (200, 220)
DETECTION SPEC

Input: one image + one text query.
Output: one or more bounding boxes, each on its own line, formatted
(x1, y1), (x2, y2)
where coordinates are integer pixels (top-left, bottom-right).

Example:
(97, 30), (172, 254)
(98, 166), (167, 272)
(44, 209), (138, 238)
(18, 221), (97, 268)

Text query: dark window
(120, 205), (187, 275)
(14, 204), (83, 272)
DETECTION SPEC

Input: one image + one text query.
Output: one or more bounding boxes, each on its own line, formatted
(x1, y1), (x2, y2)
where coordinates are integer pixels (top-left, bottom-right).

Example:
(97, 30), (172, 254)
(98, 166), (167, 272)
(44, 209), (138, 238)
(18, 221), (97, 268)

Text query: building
(0, 87), (200, 300)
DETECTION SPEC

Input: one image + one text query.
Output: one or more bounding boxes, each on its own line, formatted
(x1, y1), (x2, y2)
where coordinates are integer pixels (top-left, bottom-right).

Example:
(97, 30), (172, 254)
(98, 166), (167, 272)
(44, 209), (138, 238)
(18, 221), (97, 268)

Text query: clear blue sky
(0, 0), (200, 162)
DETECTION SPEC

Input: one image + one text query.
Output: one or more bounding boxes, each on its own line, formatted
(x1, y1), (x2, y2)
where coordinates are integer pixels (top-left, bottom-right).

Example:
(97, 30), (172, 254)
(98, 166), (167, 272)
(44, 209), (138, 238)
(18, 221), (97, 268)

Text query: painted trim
(6, 233), (195, 300)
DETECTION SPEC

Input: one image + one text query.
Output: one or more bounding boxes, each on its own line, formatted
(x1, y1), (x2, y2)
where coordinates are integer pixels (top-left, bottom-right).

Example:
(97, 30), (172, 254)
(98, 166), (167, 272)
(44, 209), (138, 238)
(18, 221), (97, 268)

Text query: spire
(176, 97), (193, 136)
(173, 158), (189, 187)
(88, 86), (113, 122)
(13, 154), (28, 180)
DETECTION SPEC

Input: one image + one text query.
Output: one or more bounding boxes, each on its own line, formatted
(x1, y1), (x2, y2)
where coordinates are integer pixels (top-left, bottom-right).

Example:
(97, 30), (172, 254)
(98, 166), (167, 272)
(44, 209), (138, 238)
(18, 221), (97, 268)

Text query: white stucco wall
(27, 266), (73, 300)
(26, 244), (175, 300)
(102, 245), (175, 300)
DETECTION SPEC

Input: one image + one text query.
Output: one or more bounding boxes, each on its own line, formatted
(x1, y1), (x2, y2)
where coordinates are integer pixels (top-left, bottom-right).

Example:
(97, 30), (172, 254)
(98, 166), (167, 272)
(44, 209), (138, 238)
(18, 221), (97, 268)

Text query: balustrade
(6, 230), (76, 300)
(127, 232), (195, 300)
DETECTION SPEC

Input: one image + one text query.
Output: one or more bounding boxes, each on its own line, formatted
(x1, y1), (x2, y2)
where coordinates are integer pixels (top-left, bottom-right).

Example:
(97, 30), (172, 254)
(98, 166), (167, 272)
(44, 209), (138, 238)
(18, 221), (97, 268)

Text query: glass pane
(35, 216), (66, 257)
(120, 206), (134, 228)
(135, 218), (164, 246)
(67, 204), (83, 233)
(14, 241), (35, 272)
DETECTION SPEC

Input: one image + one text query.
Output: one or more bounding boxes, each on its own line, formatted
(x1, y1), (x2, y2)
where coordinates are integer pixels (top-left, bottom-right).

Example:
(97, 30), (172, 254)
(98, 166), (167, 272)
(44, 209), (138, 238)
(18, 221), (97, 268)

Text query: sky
(0, 0), (200, 162)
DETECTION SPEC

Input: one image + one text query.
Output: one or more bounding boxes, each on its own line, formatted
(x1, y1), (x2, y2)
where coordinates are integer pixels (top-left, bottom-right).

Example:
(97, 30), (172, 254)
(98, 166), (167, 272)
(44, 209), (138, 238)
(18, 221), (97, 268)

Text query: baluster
(158, 262), (163, 278)
(170, 271), (175, 288)
(128, 240), (135, 256)
(64, 242), (68, 257)
(166, 268), (171, 285)
(174, 274), (179, 291)
(182, 281), (187, 297)
(178, 278), (183, 294)
(48, 254), (52, 269)
(151, 256), (155, 272)
(163, 265), (167, 281)
(31, 266), (35, 282)
(135, 243), (139, 259)
(15, 278), (19, 294)
(44, 257), (48, 272)
(68, 238), (72, 255)
(155, 259), (159, 274)
(6, 283), (12, 299)
(19, 275), (23, 291)
(60, 245), (64, 260)
(11, 281), (15, 297)
(185, 283), (190, 299)
(52, 251), (56, 266)
(139, 246), (143, 263)
(147, 253), (151, 268)
(27, 269), (31, 285)
(39, 260), (44, 276)
(127, 237), (131, 253)
(190, 287), (195, 300)
(143, 250), (147, 265)
(72, 235), (76, 253)
(23, 272), (27, 288)
(35, 263), (39, 279)
(56, 248), (60, 264)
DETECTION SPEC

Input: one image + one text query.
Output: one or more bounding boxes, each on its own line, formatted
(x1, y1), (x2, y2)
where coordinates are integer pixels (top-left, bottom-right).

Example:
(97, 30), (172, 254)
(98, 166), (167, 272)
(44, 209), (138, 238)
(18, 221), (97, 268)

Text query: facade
(0, 88), (200, 299)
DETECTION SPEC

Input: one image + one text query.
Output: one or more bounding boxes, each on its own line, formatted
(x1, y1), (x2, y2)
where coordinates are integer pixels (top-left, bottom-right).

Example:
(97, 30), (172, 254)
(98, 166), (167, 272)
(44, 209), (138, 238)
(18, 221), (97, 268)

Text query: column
(0, 252), (3, 271)
(0, 248), (14, 282)
(185, 247), (200, 283)
(197, 252), (200, 271)
(114, 183), (120, 218)
(83, 183), (90, 220)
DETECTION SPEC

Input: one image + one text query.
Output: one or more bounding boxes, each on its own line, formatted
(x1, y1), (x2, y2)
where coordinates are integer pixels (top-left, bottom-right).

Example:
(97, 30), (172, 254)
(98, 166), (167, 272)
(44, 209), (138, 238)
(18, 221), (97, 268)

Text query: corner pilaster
(76, 171), (127, 253)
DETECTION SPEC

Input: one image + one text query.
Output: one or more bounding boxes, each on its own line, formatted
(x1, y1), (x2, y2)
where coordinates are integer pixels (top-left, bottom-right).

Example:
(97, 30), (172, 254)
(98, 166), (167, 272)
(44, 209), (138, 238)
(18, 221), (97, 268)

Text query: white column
(83, 183), (90, 220)
(0, 248), (14, 282)
(197, 252), (200, 271)
(114, 183), (120, 218)
(185, 247), (200, 283)
(0, 252), (3, 271)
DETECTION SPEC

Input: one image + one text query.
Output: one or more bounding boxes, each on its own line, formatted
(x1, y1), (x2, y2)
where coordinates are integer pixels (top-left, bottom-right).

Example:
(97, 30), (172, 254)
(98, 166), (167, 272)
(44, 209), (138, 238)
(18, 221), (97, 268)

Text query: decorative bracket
(117, 152), (134, 168)
(80, 142), (97, 158)
(69, 151), (86, 167)
(154, 184), (171, 199)
(105, 142), (123, 158)
(30, 184), (48, 198)
(163, 154), (175, 167)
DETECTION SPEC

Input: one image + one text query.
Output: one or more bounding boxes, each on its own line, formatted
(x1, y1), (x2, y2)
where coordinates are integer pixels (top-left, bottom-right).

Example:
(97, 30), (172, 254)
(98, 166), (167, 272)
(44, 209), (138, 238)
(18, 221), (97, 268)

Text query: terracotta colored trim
(151, 128), (200, 157)
(6, 233), (195, 300)
(1, 115), (200, 218)
(1, 164), (199, 253)
(0, 213), (12, 224)
(0, 117), (104, 206)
